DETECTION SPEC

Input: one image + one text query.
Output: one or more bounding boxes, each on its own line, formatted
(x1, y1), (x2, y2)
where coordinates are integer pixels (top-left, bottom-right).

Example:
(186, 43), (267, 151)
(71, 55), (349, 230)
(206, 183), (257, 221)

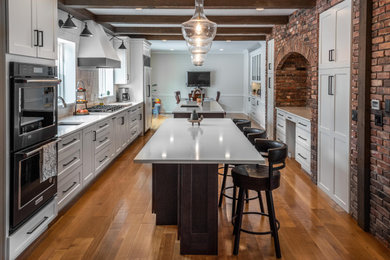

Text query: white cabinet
(114, 112), (128, 154)
(267, 39), (275, 139)
(114, 37), (131, 85)
(250, 50), (261, 82)
(8, 0), (57, 59)
(267, 39), (274, 73)
(318, 68), (350, 211)
(82, 125), (96, 186)
(319, 0), (351, 69)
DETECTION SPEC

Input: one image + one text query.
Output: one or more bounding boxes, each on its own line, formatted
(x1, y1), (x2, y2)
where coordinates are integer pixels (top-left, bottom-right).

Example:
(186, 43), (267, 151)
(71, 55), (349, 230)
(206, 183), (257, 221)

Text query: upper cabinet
(267, 39), (275, 74)
(319, 0), (351, 69)
(250, 50), (261, 82)
(114, 37), (131, 85)
(8, 0), (57, 59)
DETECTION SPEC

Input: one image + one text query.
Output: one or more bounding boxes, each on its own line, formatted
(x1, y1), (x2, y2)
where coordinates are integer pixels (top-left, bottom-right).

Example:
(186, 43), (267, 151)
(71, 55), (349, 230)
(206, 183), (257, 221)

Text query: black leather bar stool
(243, 127), (267, 145)
(231, 139), (287, 258)
(232, 118), (251, 132)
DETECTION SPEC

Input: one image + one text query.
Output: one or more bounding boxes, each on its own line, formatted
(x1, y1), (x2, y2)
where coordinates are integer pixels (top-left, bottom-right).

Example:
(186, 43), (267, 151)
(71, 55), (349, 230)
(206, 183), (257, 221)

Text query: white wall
(151, 52), (245, 113)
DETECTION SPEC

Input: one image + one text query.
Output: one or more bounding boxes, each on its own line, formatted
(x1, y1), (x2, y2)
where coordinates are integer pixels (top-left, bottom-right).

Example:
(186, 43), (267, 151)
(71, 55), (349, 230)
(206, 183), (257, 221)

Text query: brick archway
(275, 40), (316, 70)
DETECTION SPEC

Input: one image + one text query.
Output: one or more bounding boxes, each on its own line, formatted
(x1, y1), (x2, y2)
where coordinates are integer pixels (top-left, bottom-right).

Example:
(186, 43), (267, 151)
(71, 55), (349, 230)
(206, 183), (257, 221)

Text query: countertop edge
(276, 107), (312, 121)
(58, 101), (143, 138)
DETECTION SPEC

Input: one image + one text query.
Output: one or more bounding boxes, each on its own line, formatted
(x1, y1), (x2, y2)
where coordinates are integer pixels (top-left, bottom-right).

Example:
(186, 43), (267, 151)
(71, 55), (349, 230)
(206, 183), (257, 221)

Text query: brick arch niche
(275, 52), (311, 107)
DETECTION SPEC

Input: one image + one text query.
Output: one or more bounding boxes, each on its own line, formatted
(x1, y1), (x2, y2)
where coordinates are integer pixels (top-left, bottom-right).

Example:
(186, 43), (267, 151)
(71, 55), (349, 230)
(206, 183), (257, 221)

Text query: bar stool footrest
(222, 186), (258, 201)
(233, 211), (280, 235)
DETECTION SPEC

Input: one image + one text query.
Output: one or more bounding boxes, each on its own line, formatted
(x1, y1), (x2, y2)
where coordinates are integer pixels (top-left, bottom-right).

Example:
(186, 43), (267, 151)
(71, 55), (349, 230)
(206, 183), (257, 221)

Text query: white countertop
(172, 100), (225, 114)
(276, 107), (312, 121)
(134, 118), (265, 164)
(57, 101), (143, 137)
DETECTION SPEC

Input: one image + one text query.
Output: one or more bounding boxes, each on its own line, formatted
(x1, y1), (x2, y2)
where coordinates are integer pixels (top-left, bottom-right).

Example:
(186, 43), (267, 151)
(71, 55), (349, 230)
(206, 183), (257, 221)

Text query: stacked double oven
(9, 62), (60, 233)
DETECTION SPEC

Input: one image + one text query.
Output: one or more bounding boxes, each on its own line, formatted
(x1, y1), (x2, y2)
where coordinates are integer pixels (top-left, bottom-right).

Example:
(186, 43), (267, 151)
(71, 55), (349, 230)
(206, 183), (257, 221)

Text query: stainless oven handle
(16, 79), (61, 84)
(18, 139), (61, 158)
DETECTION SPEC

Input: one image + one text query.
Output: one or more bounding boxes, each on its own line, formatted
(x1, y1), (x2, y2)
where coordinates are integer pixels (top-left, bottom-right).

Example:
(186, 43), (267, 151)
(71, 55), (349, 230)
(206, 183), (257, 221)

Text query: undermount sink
(59, 121), (84, 126)
(181, 105), (199, 108)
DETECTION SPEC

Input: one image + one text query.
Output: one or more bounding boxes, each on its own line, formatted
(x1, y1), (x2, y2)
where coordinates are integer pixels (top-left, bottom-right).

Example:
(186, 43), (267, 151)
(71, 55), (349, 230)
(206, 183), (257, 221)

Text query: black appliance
(187, 71), (211, 87)
(87, 105), (125, 113)
(10, 62), (60, 152)
(9, 62), (60, 233)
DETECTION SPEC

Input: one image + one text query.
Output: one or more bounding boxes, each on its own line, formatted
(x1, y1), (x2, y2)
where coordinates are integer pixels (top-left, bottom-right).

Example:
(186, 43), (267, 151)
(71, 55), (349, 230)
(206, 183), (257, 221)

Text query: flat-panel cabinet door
(335, 0), (352, 68)
(115, 115), (124, 154)
(8, 0), (37, 57)
(319, 72), (335, 132)
(36, 0), (57, 59)
(82, 125), (96, 186)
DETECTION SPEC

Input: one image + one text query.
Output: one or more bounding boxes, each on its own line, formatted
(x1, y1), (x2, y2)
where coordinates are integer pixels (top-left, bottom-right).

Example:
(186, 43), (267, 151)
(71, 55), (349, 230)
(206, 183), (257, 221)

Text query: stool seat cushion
(232, 165), (281, 191)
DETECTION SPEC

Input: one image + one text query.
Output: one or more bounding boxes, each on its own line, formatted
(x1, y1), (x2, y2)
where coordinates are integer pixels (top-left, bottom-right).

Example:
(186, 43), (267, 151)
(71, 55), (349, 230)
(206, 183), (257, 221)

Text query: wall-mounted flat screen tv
(187, 71), (211, 87)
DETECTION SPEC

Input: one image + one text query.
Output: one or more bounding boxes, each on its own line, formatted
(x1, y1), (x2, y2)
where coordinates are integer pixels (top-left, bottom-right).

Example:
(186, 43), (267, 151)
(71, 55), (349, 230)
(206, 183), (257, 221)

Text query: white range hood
(78, 21), (121, 69)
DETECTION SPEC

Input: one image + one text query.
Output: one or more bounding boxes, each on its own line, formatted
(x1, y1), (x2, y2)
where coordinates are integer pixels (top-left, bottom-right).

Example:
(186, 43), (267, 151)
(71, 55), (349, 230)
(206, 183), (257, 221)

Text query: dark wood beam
(357, 0), (372, 231)
(97, 15), (289, 25)
(63, 0), (316, 9)
(115, 27), (273, 35)
(128, 35), (266, 41)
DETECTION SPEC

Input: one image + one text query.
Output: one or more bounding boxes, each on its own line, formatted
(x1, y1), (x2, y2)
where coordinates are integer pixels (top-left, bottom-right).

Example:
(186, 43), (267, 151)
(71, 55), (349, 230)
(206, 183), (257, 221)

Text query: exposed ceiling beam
(62, 0), (315, 9)
(97, 15), (289, 25)
(128, 35), (267, 41)
(115, 27), (273, 35)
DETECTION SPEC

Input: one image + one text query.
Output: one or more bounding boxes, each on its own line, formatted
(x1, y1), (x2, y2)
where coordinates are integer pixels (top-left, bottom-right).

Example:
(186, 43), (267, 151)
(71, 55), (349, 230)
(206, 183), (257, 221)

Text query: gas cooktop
(87, 105), (126, 113)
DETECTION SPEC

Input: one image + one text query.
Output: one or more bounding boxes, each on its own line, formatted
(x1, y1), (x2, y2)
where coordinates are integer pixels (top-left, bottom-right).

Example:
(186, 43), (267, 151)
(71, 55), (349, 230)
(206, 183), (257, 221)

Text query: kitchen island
(172, 100), (225, 118)
(134, 118), (264, 255)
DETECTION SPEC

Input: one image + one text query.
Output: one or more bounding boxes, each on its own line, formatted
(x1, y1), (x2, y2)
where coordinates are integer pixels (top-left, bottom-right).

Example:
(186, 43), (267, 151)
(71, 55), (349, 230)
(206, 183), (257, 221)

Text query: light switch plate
(371, 99), (380, 110)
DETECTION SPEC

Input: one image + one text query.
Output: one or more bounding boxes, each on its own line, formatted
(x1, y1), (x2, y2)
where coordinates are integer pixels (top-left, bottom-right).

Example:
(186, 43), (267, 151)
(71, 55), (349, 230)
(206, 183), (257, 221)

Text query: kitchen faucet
(58, 96), (67, 108)
(192, 87), (203, 106)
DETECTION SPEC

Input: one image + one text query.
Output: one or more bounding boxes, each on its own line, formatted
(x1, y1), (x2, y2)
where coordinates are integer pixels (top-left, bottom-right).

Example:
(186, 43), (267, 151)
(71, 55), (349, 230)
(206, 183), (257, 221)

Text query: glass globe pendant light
(191, 53), (206, 66)
(182, 0), (217, 51)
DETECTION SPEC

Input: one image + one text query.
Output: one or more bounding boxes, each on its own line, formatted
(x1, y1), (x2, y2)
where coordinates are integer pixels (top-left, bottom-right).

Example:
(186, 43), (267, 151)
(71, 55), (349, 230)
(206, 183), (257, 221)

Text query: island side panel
(152, 164), (179, 225)
(179, 164), (218, 255)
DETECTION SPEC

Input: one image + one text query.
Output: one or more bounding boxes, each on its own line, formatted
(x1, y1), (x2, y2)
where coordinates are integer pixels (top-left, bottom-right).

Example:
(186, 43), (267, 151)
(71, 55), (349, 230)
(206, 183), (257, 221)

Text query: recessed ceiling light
(135, 8), (143, 10)
(219, 48), (224, 51)
(170, 48), (175, 51)
(162, 39), (167, 42)
(226, 40), (231, 42)
(256, 8), (264, 11)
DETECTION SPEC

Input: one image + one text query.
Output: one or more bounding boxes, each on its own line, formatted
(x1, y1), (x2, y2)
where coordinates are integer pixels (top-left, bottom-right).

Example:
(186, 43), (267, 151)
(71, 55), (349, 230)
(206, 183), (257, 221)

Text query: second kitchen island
(134, 118), (264, 255)
(172, 100), (225, 118)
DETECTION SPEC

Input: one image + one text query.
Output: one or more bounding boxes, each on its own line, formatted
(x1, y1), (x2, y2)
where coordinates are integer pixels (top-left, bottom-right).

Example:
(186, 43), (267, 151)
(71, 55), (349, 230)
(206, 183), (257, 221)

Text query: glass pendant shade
(186, 41), (212, 54)
(80, 22), (93, 37)
(191, 53), (206, 66)
(181, 0), (217, 48)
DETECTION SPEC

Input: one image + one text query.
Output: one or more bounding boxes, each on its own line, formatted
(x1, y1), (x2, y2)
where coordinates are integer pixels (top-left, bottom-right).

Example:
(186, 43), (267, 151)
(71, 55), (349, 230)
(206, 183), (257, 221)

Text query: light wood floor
(22, 115), (390, 260)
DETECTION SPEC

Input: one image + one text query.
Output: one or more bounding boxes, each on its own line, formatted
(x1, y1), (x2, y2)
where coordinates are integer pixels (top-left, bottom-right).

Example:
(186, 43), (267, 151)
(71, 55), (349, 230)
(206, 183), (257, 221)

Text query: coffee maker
(117, 87), (130, 102)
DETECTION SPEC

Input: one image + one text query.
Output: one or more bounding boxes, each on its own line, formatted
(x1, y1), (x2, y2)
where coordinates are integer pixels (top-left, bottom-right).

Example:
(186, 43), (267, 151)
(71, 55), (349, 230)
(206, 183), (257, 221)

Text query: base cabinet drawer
(276, 118), (286, 134)
(276, 132), (286, 143)
(58, 148), (82, 180)
(58, 131), (82, 154)
(297, 118), (311, 132)
(57, 165), (83, 210)
(95, 130), (112, 153)
(296, 144), (311, 173)
(95, 145), (111, 174)
(296, 127), (311, 150)
(8, 199), (57, 260)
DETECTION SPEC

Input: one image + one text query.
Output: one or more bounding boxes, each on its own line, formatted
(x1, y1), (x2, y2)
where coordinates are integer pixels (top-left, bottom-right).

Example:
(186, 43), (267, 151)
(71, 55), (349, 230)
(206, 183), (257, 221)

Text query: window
(98, 69), (114, 97)
(57, 38), (76, 103)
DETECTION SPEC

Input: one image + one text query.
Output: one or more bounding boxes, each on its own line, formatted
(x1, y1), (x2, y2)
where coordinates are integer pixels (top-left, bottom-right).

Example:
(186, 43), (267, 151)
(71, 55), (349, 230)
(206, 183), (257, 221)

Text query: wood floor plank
(19, 114), (390, 260)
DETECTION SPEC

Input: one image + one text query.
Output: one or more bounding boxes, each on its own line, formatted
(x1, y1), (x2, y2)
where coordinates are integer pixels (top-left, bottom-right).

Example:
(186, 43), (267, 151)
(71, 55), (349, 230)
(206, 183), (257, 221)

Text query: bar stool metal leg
(266, 190), (281, 258)
(233, 188), (245, 255)
(218, 164), (229, 207)
(232, 185), (237, 221)
(258, 191), (265, 213)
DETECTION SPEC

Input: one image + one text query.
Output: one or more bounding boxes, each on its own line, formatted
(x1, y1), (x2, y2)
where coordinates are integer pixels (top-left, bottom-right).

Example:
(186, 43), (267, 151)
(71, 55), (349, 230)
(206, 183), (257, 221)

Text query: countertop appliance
(117, 87), (130, 102)
(87, 105), (125, 113)
(10, 62), (60, 233)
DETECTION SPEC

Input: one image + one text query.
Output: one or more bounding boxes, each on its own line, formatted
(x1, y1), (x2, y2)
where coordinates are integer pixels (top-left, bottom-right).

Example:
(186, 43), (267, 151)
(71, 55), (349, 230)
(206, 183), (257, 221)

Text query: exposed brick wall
(275, 53), (311, 107)
(350, 0), (390, 247)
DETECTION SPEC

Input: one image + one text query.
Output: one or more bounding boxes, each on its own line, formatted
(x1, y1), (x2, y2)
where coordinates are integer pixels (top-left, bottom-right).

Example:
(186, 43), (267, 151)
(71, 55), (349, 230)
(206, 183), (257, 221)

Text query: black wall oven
(10, 62), (60, 233)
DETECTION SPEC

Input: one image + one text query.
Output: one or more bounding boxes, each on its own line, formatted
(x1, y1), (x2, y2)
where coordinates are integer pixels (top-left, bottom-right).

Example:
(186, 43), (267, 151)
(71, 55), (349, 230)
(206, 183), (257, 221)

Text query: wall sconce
(80, 22), (93, 37)
(58, 14), (77, 29)
(118, 40), (126, 50)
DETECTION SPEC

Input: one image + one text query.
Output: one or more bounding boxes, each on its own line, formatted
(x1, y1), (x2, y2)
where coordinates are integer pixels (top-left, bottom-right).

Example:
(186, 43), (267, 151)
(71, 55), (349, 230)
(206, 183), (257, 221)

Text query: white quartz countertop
(57, 101), (143, 137)
(172, 100), (225, 114)
(276, 107), (312, 121)
(134, 118), (265, 164)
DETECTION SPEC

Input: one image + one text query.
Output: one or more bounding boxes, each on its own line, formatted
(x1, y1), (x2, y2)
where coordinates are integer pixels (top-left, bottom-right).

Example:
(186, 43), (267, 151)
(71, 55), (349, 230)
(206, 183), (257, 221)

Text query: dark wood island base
(152, 163), (218, 255)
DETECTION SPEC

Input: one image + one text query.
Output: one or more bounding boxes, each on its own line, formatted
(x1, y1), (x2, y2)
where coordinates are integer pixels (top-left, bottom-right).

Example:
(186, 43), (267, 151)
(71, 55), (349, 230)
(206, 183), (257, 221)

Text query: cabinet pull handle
(298, 135), (307, 141)
(63, 138), (77, 147)
(121, 117), (125, 125)
(132, 118), (137, 122)
(93, 131), (97, 141)
(27, 216), (48, 234)
(38, 31), (43, 47)
(63, 182), (77, 193)
(328, 75), (334, 95)
(99, 156), (108, 163)
(99, 137), (108, 143)
(298, 122), (307, 127)
(99, 123), (108, 129)
(298, 153), (307, 160)
(63, 157), (77, 167)
(127, 74), (129, 81)
(278, 113), (283, 117)
(287, 116), (292, 120)
(277, 124), (283, 128)
(139, 114), (142, 120)
(34, 30), (39, 47)
(268, 63), (271, 70)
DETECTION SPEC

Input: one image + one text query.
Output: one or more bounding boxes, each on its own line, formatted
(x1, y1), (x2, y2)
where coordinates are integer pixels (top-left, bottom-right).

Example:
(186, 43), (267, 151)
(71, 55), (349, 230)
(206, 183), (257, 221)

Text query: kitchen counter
(58, 101), (143, 137)
(134, 118), (264, 164)
(276, 106), (312, 121)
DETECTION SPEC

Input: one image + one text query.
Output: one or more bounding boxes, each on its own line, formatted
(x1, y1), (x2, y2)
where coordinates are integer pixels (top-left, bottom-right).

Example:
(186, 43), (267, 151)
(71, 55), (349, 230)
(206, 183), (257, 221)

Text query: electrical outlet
(352, 110), (358, 121)
(375, 112), (383, 127)
(371, 99), (380, 110)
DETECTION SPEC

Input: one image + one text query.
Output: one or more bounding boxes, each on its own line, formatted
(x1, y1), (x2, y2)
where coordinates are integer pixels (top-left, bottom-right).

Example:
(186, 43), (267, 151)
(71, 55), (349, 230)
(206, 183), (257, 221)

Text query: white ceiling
(150, 40), (264, 54)
(88, 8), (296, 16)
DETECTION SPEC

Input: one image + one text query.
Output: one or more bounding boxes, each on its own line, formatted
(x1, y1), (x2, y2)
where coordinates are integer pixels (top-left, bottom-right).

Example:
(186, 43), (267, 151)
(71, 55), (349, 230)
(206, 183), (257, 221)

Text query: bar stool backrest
(255, 139), (287, 170)
(243, 127), (267, 145)
(175, 91), (181, 104)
